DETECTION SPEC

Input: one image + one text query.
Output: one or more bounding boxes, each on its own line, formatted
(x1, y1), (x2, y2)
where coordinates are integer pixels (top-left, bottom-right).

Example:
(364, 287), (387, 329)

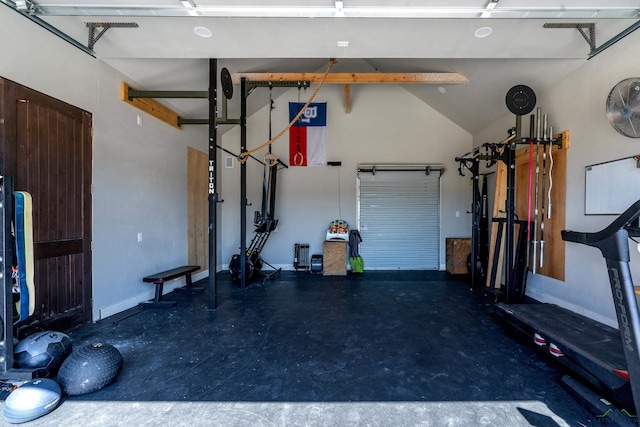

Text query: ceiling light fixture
(194, 26), (212, 38)
(474, 26), (493, 38)
(438, 87), (447, 94)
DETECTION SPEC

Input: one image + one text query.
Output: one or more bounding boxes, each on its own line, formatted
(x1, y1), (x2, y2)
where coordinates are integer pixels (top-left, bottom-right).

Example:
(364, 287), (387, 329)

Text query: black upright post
(0, 176), (13, 375)
(505, 145), (516, 302)
(269, 165), (277, 220)
(505, 118), (520, 303)
(470, 159), (480, 289)
(479, 176), (489, 285)
(240, 78), (248, 289)
(606, 251), (640, 415)
(0, 176), (32, 380)
(207, 59), (218, 310)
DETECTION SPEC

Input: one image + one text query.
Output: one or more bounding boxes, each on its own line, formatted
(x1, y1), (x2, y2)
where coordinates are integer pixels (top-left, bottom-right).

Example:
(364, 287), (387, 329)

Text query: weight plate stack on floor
(57, 343), (123, 396)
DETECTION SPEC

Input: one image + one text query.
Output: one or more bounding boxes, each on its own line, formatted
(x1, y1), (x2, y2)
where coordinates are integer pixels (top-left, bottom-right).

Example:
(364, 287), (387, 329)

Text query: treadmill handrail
(562, 199), (640, 246)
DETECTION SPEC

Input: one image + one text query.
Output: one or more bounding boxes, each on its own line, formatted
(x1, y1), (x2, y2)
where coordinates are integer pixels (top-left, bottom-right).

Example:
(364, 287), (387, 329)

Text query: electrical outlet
(137, 232), (143, 242)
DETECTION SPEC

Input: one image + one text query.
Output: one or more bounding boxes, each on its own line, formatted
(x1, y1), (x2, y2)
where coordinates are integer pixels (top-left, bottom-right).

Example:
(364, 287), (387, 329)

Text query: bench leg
(139, 282), (177, 308)
(174, 272), (204, 294)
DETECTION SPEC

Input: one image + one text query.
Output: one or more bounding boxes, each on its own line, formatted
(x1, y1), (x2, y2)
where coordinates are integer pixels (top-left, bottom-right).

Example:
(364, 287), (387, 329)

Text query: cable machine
(229, 83), (291, 286)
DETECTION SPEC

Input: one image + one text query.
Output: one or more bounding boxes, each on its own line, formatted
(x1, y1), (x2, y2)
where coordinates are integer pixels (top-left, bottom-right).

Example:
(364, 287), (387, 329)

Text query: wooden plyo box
(446, 238), (471, 275)
(323, 240), (347, 276)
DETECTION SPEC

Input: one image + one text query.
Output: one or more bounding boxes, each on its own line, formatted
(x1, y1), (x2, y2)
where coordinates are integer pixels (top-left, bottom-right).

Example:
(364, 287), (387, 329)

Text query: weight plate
(221, 67), (233, 100)
(505, 85), (536, 115)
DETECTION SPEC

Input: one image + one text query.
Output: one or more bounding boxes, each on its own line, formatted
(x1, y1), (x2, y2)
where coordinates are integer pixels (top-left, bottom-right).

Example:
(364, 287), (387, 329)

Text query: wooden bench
(140, 265), (201, 308)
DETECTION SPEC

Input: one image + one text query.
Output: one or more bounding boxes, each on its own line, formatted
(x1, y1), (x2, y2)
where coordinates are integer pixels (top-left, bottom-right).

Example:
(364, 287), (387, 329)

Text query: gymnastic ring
(264, 153), (277, 167)
(293, 151), (304, 166)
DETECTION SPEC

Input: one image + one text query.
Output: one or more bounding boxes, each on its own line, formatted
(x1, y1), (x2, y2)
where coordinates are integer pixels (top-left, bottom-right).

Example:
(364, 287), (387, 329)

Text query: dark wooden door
(0, 78), (92, 335)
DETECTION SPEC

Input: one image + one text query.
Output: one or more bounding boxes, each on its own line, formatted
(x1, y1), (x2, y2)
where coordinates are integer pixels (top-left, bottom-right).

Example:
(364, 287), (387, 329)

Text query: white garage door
(357, 164), (443, 270)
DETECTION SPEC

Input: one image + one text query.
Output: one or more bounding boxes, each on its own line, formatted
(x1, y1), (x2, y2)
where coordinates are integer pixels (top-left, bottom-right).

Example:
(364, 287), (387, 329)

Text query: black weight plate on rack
(505, 84), (536, 115)
(221, 67), (233, 100)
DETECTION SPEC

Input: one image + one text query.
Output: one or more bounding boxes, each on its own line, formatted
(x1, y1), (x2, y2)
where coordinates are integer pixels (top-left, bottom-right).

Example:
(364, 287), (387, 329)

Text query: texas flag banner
(289, 102), (327, 166)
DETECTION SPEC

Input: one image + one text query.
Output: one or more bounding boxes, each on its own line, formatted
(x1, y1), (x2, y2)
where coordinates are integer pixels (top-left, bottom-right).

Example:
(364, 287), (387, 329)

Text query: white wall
(0, 8), (97, 113)
(92, 63), (209, 319)
(474, 29), (640, 326)
(219, 80), (472, 270)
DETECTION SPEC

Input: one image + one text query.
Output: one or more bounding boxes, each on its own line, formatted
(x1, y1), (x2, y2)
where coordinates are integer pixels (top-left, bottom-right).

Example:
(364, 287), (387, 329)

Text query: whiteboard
(585, 156), (640, 214)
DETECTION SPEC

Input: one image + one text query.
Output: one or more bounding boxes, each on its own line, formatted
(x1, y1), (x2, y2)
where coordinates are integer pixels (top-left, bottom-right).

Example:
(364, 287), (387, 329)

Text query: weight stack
(294, 243), (310, 271)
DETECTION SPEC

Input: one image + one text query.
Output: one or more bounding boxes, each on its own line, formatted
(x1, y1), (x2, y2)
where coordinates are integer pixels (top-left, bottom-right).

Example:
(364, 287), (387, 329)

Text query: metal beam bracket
(86, 22), (139, 51)
(543, 22), (596, 55)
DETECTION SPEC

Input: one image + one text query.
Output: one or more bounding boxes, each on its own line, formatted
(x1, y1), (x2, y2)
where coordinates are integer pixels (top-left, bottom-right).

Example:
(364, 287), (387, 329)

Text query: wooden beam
(119, 82), (181, 130)
(344, 84), (351, 115)
(231, 72), (468, 85)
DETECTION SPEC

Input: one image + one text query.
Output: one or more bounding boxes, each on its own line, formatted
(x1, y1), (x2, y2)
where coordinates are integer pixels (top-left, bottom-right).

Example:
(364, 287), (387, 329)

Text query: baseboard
(193, 270), (208, 282)
(98, 293), (146, 320)
(98, 275), (204, 320)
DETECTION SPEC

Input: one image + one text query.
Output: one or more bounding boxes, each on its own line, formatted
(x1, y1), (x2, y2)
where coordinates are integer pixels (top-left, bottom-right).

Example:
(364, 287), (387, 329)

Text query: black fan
(606, 78), (640, 138)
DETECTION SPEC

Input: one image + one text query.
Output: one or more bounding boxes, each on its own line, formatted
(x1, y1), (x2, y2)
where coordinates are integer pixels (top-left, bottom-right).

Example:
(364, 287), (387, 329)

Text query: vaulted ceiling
(3, 1), (640, 133)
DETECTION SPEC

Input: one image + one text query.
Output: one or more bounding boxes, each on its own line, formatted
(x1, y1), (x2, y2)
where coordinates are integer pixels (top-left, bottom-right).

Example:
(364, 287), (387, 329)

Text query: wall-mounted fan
(606, 78), (640, 138)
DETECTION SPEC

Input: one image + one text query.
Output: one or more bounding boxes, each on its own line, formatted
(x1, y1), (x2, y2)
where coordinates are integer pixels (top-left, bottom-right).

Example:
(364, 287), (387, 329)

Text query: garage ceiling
(3, 1), (640, 133)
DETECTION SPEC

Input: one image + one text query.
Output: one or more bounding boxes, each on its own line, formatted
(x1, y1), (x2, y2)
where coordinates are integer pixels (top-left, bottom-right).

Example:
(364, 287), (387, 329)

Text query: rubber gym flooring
(3, 271), (603, 426)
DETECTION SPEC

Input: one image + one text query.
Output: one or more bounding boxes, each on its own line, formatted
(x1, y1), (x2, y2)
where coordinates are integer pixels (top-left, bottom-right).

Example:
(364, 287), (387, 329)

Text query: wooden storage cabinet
(446, 238), (471, 275)
(323, 240), (347, 276)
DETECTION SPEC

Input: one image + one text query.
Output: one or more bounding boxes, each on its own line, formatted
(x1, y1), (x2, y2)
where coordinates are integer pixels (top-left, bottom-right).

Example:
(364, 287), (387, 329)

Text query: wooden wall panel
(515, 130), (570, 281)
(485, 130), (569, 288)
(187, 147), (208, 272)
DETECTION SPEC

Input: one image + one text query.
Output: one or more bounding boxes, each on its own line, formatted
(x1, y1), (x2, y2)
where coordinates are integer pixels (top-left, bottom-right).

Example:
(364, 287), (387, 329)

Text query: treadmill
(496, 200), (640, 425)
